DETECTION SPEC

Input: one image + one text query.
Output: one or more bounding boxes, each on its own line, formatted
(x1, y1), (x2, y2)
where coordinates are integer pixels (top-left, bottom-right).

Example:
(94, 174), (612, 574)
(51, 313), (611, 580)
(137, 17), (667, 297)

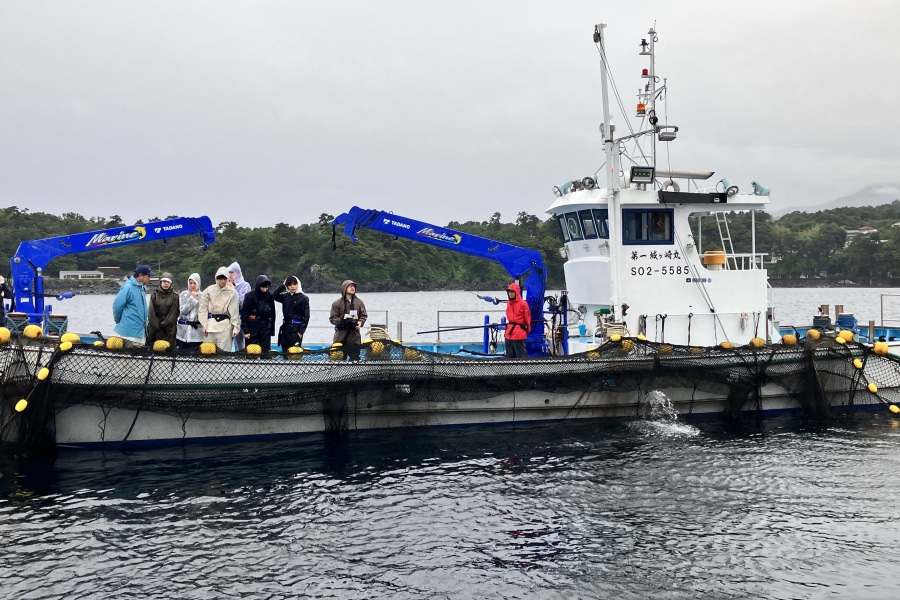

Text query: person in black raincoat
(0, 275), (15, 327)
(273, 275), (310, 352)
(241, 274), (277, 353)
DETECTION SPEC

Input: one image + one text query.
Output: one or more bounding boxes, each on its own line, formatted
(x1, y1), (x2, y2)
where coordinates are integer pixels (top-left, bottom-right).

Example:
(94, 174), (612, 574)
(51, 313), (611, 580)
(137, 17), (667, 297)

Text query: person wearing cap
(329, 279), (367, 360)
(147, 272), (179, 348)
(199, 266), (240, 351)
(0, 275), (14, 327)
(112, 265), (152, 345)
(177, 273), (204, 350)
(241, 275), (277, 353)
(273, 275), (310, 352)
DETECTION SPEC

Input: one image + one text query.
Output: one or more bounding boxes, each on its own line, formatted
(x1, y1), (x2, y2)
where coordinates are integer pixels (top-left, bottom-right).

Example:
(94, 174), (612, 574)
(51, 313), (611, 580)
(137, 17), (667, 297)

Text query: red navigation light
(641, 68), (649, 77)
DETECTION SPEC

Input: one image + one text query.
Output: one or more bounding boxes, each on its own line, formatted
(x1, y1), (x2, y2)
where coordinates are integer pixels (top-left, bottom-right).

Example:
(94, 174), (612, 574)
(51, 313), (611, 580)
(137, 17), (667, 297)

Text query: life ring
(662, 179), (680, 192)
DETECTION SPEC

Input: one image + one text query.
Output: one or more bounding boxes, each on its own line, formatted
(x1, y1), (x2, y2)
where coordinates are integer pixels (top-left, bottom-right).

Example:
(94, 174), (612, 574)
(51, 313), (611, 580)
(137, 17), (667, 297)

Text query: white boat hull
(2, 339), (895, 450)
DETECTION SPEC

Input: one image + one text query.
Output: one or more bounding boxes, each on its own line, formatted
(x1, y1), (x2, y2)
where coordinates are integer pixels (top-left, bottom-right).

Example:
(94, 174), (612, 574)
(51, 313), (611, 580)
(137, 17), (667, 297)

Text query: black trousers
(505, 339), (528, 359)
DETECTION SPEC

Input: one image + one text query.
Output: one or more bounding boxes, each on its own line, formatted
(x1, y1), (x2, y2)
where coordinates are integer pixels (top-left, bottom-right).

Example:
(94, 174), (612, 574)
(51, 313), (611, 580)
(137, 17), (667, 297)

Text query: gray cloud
(1, 1), (897, 228)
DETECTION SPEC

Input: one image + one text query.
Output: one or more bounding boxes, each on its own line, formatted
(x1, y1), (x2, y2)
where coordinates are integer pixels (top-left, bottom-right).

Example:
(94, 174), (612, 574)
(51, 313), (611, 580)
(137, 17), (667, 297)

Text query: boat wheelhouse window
(622, 209), (673, 245)
(556, 215), (571, 242)
(564, 212), (583, 240)
(592, 208), (609, 239)
(579, 210), (599, 239)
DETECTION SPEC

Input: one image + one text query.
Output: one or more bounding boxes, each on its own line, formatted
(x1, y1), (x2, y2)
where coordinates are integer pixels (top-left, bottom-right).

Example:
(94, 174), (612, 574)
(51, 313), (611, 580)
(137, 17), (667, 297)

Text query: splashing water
(631, 390), (700, 437)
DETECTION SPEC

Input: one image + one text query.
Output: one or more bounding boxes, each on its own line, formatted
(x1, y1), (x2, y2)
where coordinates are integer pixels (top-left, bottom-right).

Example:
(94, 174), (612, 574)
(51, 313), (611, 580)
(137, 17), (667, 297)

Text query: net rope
(2, 335), (899, 455)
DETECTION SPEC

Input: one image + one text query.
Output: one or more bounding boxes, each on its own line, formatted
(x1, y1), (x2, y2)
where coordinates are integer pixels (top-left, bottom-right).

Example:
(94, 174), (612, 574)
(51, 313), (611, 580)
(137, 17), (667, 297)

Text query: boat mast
(595, 23), (623, 318)
(646, 27), (657, 167)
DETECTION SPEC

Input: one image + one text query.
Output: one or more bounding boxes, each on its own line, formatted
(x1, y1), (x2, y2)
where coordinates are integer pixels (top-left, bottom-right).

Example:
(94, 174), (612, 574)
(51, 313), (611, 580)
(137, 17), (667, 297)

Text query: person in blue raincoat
(113, 265), (152, 345)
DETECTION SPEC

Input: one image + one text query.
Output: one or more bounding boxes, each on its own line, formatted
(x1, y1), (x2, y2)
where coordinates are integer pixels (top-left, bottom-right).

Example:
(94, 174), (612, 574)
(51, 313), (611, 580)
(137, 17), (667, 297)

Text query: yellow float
(15, 399), (28, 412)
(200, 341), (217, 354)
(59, 341), (73, 352)
(37, 367), (50, 381)
(369, 341), (385, 356)
(23, 324), (43, 339)
(106, 336), (124, 349)
(749, 337), (765, 348)
(852, 358), (863, 370)
(246, 344), (262, 355)
(868, 383), (878, 394)
(837, 330), (854, 342)
(0, 327), (11, 344)
(873, 341), (889, 356)
(720, 341), (735, 349)
(780, 334), (797, 346)
(61, 332), (81, 343)
(152, 340), (171, 352)
(806, 329), (821, 341)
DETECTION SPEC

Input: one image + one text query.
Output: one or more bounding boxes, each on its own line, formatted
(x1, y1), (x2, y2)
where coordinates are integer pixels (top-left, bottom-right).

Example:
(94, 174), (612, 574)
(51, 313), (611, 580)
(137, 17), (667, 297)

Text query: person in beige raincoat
(198, 266), (240, 351)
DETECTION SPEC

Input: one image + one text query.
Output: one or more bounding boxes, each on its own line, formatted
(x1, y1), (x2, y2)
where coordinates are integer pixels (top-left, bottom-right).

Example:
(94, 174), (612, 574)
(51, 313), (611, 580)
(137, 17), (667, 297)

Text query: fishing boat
(2, 23), (899, 454)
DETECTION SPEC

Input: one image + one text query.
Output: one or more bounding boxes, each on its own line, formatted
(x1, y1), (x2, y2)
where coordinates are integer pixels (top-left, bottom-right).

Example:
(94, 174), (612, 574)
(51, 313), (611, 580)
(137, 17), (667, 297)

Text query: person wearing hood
(228, 262), (252, 351)
(241, 274), (277, 353)
(503, 281), (531, 359)
(199, 266), (240, 351)
(273, 275), (310, 352)
(113, 265), (152, 345)
(177, 273), (204, 350)
(147, 272), (179, 347)
(0, 275), (14, 325)
(329, 279), (367, 360)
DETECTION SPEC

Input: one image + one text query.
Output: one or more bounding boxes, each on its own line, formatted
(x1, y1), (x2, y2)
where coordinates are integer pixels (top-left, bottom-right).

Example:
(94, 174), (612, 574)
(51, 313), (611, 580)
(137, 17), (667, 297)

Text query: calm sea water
(2, 415), (900, 598)
(4, 288), (900, 598)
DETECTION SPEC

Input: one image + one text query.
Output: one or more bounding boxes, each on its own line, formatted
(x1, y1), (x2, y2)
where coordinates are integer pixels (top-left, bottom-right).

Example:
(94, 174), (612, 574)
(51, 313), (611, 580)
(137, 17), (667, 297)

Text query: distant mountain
(770, 184), (900, 218)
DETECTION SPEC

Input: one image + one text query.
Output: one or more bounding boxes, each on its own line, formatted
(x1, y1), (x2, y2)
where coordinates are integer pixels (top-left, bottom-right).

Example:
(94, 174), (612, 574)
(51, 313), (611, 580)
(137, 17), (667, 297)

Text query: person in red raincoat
(504, 281), (531, 358)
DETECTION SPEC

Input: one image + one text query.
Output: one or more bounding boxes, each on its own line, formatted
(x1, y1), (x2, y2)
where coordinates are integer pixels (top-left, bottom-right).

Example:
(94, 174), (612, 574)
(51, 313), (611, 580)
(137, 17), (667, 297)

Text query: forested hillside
(0, 208), (566, 292)
(2, 201), (898, 291)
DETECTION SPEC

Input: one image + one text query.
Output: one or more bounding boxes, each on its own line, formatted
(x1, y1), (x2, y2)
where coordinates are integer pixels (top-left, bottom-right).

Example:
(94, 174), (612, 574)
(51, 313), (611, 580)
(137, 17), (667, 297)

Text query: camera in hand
(337, 317), (358, 330)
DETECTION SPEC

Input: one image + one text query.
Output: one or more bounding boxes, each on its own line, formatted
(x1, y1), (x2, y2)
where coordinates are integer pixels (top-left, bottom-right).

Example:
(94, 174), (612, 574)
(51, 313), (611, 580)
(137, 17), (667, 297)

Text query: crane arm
(10, 216), (216, 321)
(332, 206), (548, 356)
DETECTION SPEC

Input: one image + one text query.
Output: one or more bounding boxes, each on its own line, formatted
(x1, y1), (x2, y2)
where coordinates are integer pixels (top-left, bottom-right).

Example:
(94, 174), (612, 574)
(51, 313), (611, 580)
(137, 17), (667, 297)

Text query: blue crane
(10, 216), (216, 324)
(331, 206), (549, 356)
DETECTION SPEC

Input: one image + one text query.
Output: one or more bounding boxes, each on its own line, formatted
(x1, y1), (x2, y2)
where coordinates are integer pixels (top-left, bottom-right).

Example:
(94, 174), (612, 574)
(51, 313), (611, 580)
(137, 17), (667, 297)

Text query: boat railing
(723, 252), (767, 271)
(309, 309), (390, 336)
(880, 294), (900, 326)
(435, 309), (506, 344)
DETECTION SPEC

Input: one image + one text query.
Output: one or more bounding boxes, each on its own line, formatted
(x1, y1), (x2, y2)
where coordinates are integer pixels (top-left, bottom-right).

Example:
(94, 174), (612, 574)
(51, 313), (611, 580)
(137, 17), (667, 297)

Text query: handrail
(308, 309), (389, 333)
(435, 309), (505, 343)
(880, 294), (900, 325)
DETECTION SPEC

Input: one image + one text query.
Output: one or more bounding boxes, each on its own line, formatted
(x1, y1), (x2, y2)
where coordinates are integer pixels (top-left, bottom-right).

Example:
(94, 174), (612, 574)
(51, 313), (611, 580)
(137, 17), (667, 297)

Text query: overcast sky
(1, 1), (898, 229)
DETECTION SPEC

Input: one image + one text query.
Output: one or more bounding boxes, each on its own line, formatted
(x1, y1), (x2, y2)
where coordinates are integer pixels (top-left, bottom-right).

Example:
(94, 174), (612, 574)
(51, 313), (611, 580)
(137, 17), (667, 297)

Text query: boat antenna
(595, 23), (623, 317)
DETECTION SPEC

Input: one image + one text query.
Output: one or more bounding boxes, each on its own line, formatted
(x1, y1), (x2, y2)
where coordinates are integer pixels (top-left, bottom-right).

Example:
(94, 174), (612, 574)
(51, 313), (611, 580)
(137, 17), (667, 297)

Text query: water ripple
(3, 414), (900, 598)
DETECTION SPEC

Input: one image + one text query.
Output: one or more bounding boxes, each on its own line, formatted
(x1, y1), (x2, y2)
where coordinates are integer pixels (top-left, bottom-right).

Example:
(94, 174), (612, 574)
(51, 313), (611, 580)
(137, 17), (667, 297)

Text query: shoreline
(39, 277), (900, 296)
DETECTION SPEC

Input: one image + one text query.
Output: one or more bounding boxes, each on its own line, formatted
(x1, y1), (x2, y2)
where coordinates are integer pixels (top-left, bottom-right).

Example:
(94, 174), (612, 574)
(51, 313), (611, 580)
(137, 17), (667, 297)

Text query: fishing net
(2, 335), (899, 455)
